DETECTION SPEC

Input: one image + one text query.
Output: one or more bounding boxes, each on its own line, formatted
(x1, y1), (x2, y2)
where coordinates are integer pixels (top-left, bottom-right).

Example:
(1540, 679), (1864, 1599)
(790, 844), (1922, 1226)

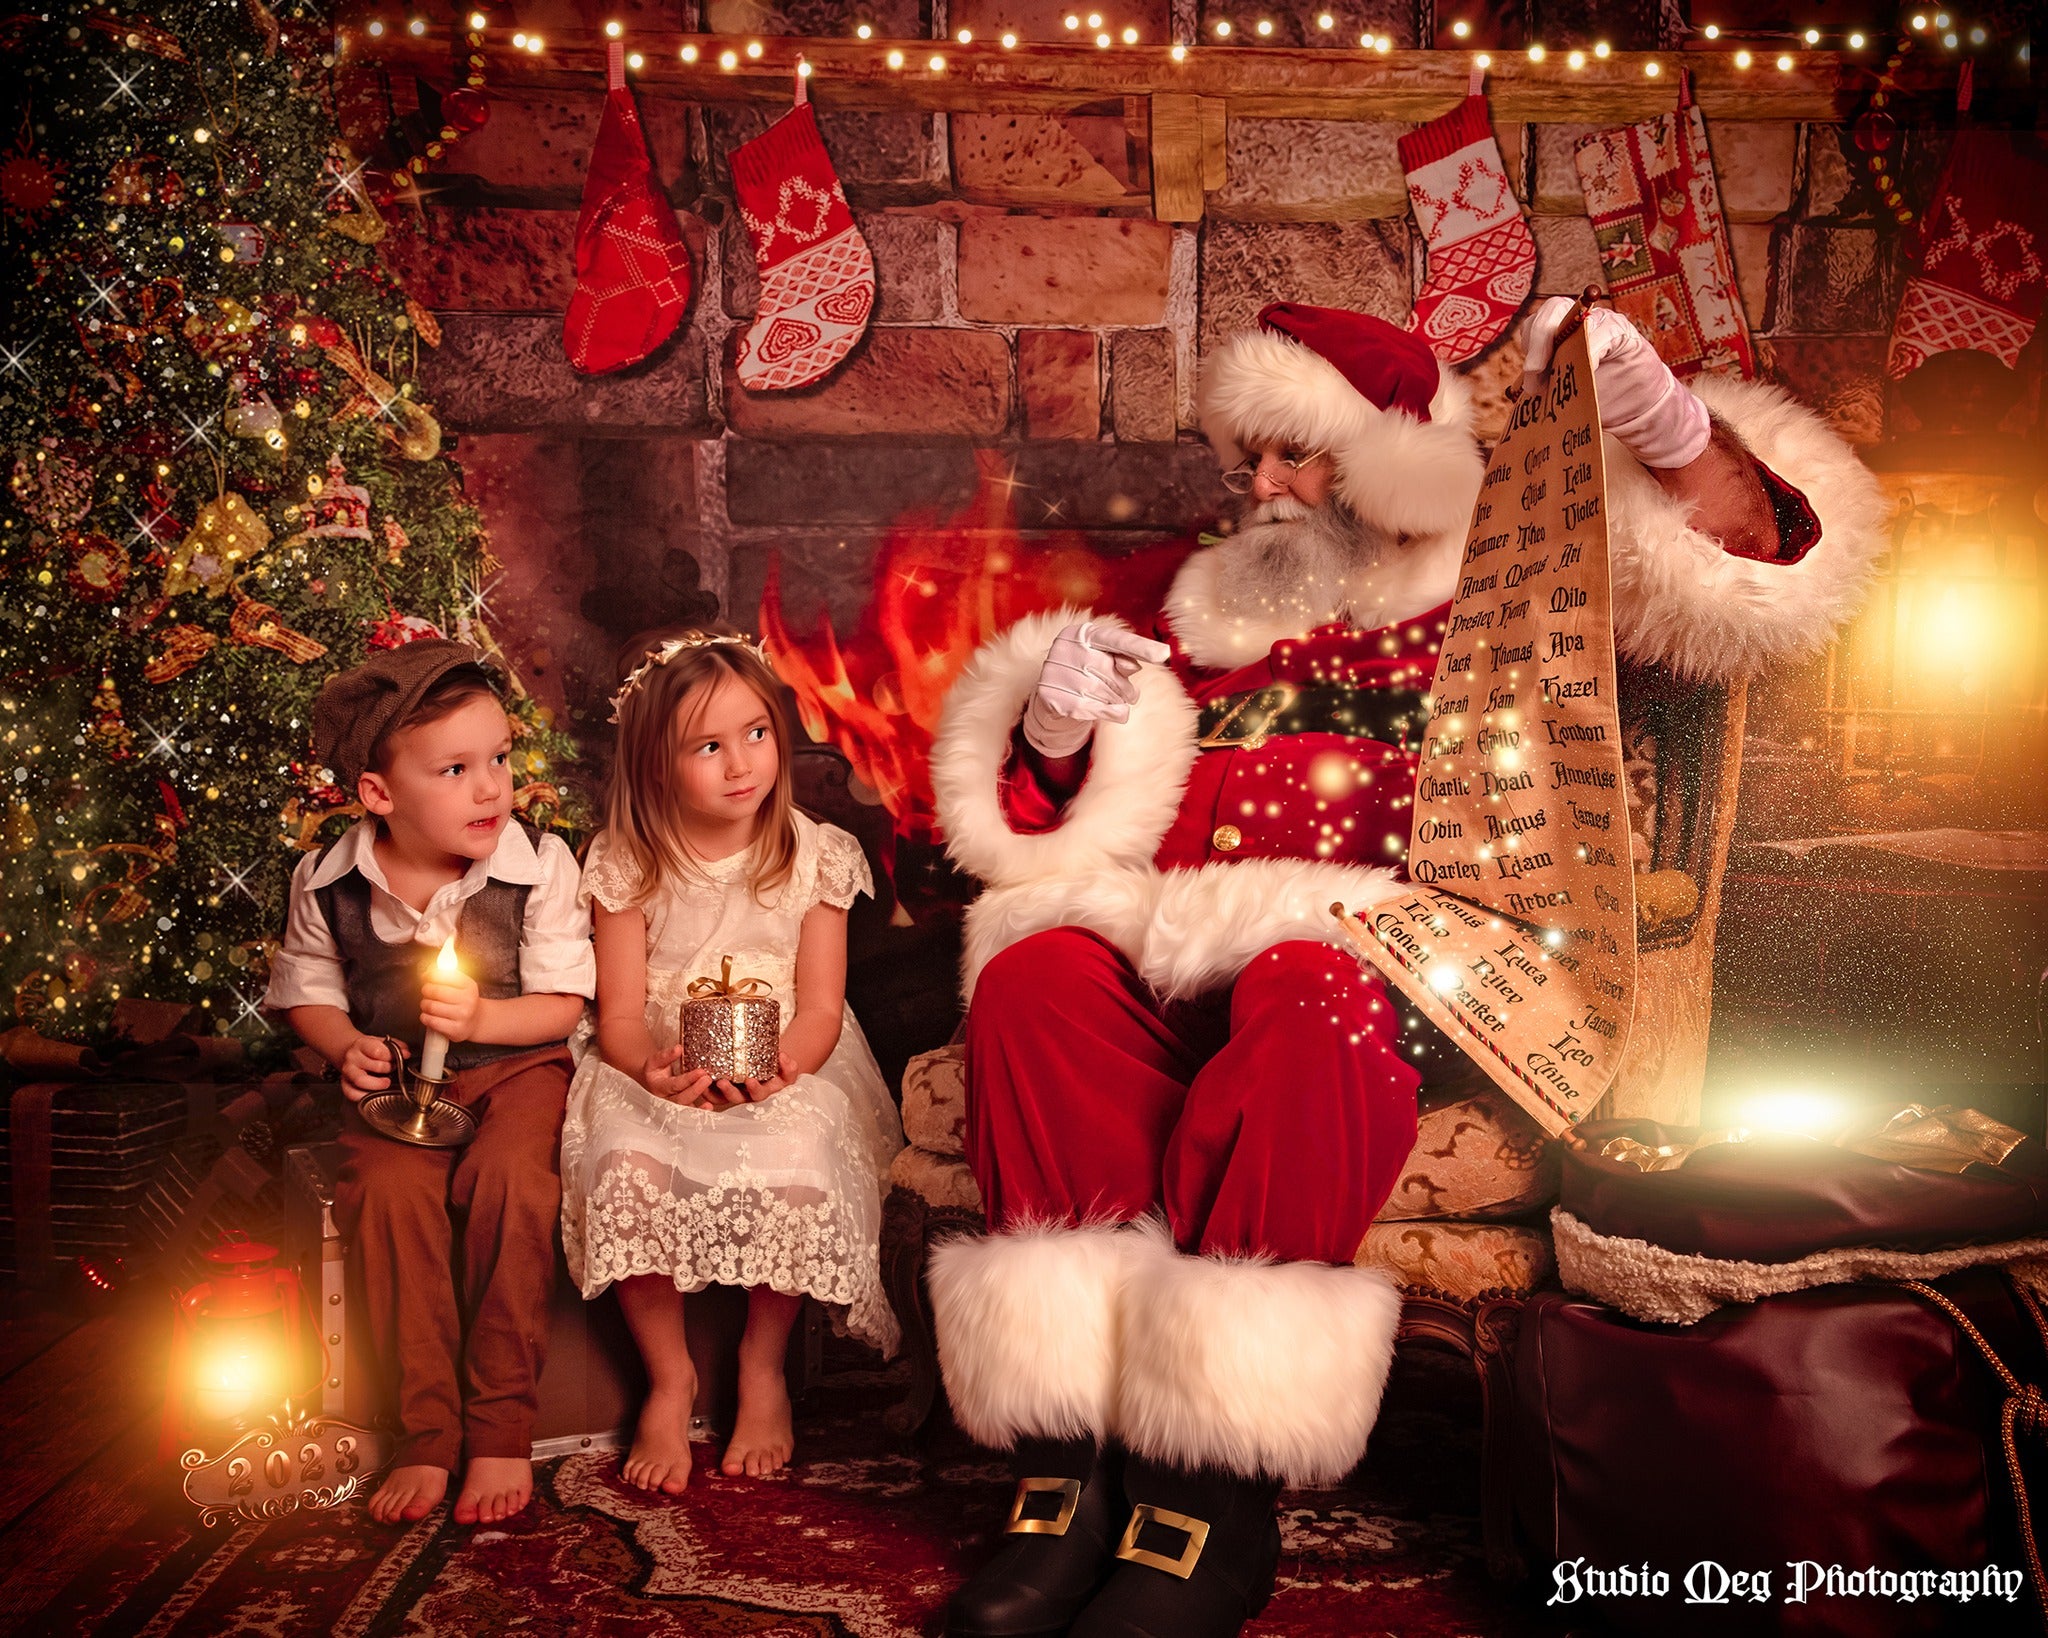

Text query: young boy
(265, 639), (594, 1526)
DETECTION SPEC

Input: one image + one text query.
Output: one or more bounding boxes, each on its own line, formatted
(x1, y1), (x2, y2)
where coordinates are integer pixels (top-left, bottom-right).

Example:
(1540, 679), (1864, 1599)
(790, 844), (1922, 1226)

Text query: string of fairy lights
(346, 5), (2029, 78)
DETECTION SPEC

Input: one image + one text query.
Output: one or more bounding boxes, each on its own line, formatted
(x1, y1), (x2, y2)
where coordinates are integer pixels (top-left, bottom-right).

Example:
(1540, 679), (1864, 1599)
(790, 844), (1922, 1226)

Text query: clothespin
(1676, 67), (1693, 109)
(796, 53), (809, 106)
(607, 37), (624, 91)
(1468, 63), (1485, 97)
(1957, 59), (1975, 115)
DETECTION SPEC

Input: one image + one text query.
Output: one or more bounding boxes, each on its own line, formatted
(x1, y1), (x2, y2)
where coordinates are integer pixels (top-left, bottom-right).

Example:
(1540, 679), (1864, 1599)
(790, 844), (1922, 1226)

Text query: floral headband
(607, 632), (772, 725)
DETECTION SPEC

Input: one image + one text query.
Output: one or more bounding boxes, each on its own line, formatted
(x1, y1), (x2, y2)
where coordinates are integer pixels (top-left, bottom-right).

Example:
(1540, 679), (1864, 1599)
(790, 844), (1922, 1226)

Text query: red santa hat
(1199, 302), (1484, 541)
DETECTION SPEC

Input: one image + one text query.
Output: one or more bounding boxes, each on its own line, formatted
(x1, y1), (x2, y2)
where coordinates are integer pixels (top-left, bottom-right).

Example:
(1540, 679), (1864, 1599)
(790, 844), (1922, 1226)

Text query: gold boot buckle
(1007, 1476), (1082, 1536)
(1114, 1503), (1211, 1578)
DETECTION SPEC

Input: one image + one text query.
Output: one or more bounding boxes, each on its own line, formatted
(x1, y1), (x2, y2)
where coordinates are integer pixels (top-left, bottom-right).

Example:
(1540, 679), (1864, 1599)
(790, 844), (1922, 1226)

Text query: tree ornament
(443, 88), (490, 134)
(229, 591), (328, 664)
(216, 221), (266, 263)
(89, 677), (132, 759)
(1851, 111), (1896, 156)
(65, 532), (128, 602)
(143, 623), (219, 684)
(0, 115), (66, 232)
(10, 447), (94, 529)
(367, 609), (443, 650)
(224, 375), (284, 442)
(381, 518), (409, 562)
(296, 453), (372, 539)
(162, 493), (273, 596)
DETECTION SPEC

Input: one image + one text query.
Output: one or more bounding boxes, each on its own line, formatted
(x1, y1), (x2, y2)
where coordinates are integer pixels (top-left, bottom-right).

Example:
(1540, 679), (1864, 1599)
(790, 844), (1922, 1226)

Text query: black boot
(1066, 1455), (1282, 1638)
(944, 1438), (1127, 1638)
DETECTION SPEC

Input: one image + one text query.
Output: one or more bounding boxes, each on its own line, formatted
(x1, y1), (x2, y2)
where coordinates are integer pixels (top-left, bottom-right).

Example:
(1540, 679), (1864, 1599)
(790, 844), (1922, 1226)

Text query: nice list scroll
(1338, 316), (1636, 1136)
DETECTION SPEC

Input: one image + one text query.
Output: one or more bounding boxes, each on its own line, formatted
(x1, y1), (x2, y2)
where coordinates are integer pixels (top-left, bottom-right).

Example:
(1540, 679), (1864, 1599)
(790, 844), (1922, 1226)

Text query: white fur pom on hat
(1199, 302), (1485, 541)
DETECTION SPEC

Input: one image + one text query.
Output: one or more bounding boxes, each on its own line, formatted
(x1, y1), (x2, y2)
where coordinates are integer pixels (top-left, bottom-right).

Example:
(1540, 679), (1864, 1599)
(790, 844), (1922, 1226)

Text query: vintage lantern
(161, 1231), (315, 1458)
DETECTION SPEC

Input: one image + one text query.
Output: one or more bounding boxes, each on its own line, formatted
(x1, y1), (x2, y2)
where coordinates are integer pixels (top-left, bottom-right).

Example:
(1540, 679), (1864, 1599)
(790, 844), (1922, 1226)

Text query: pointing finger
(1082, 627), (1172, 667)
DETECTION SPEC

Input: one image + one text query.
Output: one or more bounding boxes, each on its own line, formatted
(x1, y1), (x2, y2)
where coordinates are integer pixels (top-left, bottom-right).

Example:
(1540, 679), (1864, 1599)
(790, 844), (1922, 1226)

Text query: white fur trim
(1603, 375), (1889, 683)
(929, 1222), (1144, 1447)
(930, 607), (1200, 890)
(1551, 1207), (2048, 1327)
(1162, 526), (1467, 672)
(1116, 1221), (1402, 1486)
(1199, 329), (1486, 543)
(959, 856), (1404, 1004)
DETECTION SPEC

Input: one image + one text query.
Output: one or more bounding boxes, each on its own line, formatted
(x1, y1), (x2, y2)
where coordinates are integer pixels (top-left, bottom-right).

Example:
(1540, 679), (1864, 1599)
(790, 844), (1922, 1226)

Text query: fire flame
(759, 452), (1186, 848)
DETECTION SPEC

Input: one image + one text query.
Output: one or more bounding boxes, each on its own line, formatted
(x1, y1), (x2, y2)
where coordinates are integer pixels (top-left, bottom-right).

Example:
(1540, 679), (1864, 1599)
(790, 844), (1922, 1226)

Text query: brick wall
(387, 2), (1928, 739)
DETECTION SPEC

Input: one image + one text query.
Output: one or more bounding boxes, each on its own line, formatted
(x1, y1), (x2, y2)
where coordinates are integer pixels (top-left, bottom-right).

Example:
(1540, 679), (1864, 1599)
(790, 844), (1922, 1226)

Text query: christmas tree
(0, 2), (576, 1042)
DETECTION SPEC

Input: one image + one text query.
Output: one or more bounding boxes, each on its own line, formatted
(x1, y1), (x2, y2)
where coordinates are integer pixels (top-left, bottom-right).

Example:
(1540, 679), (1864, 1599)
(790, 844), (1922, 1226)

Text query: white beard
(1164, 501), (1470, 669)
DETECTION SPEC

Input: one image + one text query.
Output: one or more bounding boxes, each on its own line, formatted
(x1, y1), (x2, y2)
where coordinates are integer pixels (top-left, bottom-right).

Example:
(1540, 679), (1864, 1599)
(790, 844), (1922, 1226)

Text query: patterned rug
(30, 1351), (1572, 1637)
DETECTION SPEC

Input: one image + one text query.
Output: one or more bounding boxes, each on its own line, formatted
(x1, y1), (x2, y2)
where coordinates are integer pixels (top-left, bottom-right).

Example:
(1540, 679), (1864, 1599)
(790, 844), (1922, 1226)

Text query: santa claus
(923, 298), (1886, 1638)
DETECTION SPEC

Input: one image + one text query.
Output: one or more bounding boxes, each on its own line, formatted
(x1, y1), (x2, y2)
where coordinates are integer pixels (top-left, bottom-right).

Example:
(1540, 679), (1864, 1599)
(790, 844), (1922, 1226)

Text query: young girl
(561, 628), (902, 1492)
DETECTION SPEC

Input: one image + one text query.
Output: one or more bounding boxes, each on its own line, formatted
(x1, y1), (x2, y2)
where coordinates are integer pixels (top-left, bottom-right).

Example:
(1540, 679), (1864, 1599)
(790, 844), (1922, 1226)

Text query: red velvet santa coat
(932, 372), (1887, 1008)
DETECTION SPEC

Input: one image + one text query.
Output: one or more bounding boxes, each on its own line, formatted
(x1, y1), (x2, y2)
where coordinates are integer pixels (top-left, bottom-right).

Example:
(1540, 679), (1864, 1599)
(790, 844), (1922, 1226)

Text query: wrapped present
(681, 958), (780, 1083)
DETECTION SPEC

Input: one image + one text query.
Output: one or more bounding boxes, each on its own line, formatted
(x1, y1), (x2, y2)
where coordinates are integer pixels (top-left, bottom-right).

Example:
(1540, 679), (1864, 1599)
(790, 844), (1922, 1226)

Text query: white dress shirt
(264, 817), (596, 1014)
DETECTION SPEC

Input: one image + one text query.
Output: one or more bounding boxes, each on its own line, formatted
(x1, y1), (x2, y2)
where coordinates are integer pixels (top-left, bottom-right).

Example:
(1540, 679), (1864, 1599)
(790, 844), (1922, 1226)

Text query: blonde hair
(602, 626), (799, 904)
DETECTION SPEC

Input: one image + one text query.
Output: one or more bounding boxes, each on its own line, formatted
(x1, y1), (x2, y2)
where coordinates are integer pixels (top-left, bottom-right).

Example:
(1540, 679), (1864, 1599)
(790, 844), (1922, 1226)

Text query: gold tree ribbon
(686, 957), (773, 1001)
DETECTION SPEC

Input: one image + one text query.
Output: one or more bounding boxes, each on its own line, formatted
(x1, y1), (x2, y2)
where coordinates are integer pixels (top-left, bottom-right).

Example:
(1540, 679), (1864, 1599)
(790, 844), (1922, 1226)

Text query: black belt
(1195, 683), (1428, 751)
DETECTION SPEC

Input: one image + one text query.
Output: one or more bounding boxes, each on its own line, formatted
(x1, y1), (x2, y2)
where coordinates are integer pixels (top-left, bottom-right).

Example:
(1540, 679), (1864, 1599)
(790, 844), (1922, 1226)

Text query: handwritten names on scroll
(1338, 319), (1638, 1137)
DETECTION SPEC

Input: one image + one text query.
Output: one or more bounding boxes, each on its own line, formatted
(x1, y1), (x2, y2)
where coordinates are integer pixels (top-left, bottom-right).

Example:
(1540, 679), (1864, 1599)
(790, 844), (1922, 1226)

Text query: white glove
(1519, 298), (1711, 470)
(1021, 622), (1172, 758)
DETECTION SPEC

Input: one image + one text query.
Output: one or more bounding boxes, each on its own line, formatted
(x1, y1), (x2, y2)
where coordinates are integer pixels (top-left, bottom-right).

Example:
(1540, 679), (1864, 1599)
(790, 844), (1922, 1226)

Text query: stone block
(726, 442), (981, 526)
(1797, 123), (1877, 223)
(1727, 222), (1776, 332)
(1533, 124), (1598, 215)
(1774, 225), (1885, 335)
(439, 90), (696, 207)
(1207, 122), (1408, 221)
(1018, 330), (1102, 440)
(1198, 222), (1410, 353)
(957, 216), (1174, 326)
(1704, 121), (1797, 223)
(422, 314), (713, 433)
(1530, 215), (1605, 297)
(952, 114), (1143, 208)
(1528, 0), (1658, 50)
(381, 208), (579, 313)
(724, 327), (1012, 438)
(706, 107), (942, 201)
(729, 530), (889, 642)
(1767, 336), (1886, 446)
(1005, 443), (1228, 531)
(1110, 329), (1177, 443)
(722, 213), (948, 322)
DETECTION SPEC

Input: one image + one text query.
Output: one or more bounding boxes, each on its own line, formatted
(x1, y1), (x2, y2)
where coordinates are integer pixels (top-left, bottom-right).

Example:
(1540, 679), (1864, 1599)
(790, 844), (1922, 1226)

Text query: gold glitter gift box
(681, 958), (782, 1083)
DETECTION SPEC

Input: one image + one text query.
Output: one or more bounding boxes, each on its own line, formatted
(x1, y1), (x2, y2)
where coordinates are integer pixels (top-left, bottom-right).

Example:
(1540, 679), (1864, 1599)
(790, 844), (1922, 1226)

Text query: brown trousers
(333, 1046), (572, 1471)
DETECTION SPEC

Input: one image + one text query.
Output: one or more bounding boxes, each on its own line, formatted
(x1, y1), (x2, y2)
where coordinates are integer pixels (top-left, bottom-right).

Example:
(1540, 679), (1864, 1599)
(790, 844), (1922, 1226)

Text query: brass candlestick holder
(356, 1038), (478, 1148)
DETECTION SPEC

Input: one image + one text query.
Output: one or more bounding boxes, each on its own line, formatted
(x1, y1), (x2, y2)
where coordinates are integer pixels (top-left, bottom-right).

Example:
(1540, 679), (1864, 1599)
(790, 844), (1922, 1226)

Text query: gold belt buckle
(1114, 1503), (1211, 1578)
(1007, 1476), (1083, 1536)
(1196, 682), (1298, 752)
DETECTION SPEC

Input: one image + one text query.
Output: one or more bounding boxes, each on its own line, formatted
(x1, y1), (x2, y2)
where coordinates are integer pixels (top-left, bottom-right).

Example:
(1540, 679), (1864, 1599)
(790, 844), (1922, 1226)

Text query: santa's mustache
(1244, 495), (1317, 525)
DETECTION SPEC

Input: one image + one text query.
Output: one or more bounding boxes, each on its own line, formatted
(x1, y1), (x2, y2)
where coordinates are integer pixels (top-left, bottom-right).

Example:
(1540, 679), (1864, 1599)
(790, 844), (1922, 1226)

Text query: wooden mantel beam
(354, 31), (1947, 123)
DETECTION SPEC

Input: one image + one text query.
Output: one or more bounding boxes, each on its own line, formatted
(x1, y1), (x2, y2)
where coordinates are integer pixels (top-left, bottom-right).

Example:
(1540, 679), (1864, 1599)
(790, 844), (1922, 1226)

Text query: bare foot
(453, 1455), (533, 1525)
(623, 1380), (696, 1495)
(721, 1361), (794, 1478)
(369, 1463), (449, 1524)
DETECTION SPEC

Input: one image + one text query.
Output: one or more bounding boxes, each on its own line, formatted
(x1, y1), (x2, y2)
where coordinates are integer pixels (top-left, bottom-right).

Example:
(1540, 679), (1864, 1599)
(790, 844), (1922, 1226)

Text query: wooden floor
(0, 1278), (169, 1637)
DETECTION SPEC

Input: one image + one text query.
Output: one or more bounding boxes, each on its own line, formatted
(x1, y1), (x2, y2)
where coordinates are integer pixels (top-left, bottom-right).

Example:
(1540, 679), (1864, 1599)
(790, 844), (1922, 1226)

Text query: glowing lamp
(162, 1233), (314, 1456)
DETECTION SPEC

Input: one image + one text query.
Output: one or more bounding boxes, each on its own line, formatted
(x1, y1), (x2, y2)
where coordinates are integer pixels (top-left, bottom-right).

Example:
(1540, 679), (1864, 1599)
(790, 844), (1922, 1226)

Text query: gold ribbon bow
(686, 957), (773, 1001)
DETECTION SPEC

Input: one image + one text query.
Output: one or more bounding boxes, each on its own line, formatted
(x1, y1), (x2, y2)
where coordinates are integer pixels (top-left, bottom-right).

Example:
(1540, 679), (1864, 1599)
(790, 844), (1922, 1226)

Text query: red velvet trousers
(963, 929), (1422, 1265)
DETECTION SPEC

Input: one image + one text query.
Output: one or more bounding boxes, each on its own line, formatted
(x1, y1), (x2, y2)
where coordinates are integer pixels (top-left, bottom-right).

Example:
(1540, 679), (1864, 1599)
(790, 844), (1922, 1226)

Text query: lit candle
(419, 935), (459, 1081)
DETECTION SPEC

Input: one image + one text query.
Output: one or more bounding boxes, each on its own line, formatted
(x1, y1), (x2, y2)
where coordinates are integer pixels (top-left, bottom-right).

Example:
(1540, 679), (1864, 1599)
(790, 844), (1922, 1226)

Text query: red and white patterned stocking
(1400, 94), (1535, 364)
(1888, 129), (2048, 379)
(730, 100), (876, 391)
(563, 41), (694, 376)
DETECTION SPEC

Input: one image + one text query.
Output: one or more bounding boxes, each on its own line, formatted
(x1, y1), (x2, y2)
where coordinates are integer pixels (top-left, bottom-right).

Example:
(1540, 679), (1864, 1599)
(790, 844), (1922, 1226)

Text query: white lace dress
(561, 812), (903, 1355)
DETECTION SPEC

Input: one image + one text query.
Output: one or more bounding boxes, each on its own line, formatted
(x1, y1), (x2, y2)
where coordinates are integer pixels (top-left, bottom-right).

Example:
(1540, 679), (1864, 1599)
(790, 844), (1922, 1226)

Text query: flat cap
(313, 638), (487, 789)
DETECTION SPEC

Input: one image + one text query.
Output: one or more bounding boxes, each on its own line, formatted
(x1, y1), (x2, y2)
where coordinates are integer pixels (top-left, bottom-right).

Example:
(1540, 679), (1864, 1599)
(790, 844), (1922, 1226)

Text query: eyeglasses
(1220, 448), (1327, 495)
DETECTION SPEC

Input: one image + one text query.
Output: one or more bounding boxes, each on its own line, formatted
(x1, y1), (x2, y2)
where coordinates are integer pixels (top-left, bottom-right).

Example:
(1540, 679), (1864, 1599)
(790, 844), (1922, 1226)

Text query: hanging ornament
(0, 114), (66, 233)
(9, 447), (94, 529)
(224, 374), (284, 444)
(381, 518), (409, 562)
(230, 592), (328, 664)
(64, 532), (128, 602)
(162, 493), (273, 597)
(103, 156), (164, 207)
(404, 297), (442, 348)
(216, 221), (266, 264)
(443, 87), (490, 134)
(89, 677), (133, 759)
(143, 623), (219, 683)
(367, 608), (444, 650)
(298, 453), (371, 539)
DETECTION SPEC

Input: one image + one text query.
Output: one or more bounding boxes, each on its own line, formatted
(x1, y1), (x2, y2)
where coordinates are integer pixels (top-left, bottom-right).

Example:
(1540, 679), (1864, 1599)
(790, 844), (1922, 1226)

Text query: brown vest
(310, 821), (551, 1071)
